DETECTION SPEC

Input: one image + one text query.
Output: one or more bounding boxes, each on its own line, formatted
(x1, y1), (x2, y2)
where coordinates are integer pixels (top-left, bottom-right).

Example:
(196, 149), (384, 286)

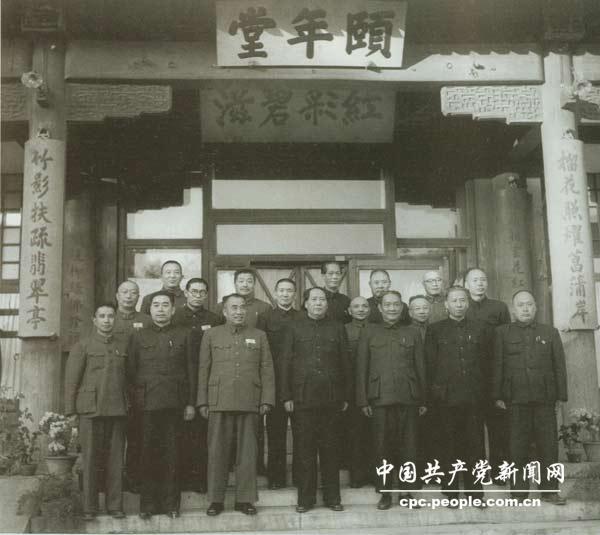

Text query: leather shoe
(327, 503), (344, 512)
(268, 481), (283, 490)
(166, 511), (180, 519)
(234, 502), (257, 515)
(295, 504), (312, 513)
(110, 510), (126, 519)
(82, 512), (96, 521)
(377, 494), (392, 510)
(206, 502), (224, 516)
(138, 512), (152, 520)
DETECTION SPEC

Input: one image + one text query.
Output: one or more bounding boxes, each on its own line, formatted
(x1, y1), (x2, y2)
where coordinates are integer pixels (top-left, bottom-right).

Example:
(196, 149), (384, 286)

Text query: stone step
(87, 500), (600, 534)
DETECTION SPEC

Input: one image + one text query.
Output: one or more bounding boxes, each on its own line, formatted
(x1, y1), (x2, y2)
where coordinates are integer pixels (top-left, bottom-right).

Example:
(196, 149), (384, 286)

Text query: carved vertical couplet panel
(18, 139), (66, 338)
(544, 138), (597, 330)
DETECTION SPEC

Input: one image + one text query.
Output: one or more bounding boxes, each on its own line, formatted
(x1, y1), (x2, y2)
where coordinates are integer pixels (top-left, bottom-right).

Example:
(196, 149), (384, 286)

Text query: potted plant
(38, 412), (77, 476)
(570, 408), (600, 462)
(10, 405), (40, 475)
(558, 422), (582, 462)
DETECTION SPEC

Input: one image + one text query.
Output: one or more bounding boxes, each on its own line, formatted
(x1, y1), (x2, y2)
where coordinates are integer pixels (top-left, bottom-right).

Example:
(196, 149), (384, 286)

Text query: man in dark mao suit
(198, 293), (275, 517)
(65, 303), (128, 521)
(493, 290), (568, 505)
(356, 291), (427, 510)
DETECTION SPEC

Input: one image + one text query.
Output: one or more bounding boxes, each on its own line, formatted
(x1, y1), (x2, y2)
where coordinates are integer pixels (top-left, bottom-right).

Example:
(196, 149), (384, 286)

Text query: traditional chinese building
(1, 0), (600, 481)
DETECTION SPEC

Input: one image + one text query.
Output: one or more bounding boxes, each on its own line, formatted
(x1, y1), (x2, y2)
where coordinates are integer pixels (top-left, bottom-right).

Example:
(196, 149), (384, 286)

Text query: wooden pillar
(470, 179), (498, 295)
(18, 39), (67, 422)
(95, 200), (119, 304)
(541, 48), (600, 414)
(492, 173), (534, 306)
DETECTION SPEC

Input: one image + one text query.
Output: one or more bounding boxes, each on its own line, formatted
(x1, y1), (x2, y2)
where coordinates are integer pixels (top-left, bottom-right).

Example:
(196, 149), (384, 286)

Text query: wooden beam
(1, 38), (31, 80)
(396, 238), (472, 249)
(65, 41), (544, 84)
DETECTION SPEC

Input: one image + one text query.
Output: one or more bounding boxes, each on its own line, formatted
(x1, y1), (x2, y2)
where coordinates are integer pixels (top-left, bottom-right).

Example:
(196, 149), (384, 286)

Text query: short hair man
(321, 261), (351, 324)
(198, 294), (275, 517)
(281, 286), (351, 513)
(172, 278), (222, 493)
(64, 303), (128, 521)
(422, 270), (447, 324)
(464, 267), (511, 474)
(357, 291), (426, 510)
(256, 278), (302, 490)
(408, 295), (432, 342)
(127, 292), (196, 519)
(367, 269), (410, 325)
(140, 260), (186, 315)
(493, 290), (568, 505)
(216, 269), (271, 329)
(424, 286), (491, 506)
(344, 296), (372, 488)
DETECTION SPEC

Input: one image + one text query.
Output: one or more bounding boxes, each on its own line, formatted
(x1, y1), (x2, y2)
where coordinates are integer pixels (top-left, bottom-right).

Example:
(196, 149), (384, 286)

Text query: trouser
(418, 405), (441, 478)
(180, 415), (208, 491)
(349, 405), (372, 484)
(266, 403), (296, 486)
(485, 401), (509, 471)
(508, 403), (559, 497)
(208, 411), (259, 504)
(438, 404), (485, 497)
(372, 404), (418, 492)
(294, 407), (341, 507)
(125, 406), (143, 489)
(139, 409), (181, 514)
(79, 416), (126, 514)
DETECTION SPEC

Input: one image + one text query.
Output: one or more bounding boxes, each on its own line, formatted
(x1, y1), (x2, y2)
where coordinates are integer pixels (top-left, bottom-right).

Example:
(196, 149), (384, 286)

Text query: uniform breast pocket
(536, 339), (551, 356)
(87, 354), (105, 372)
(213, 344), (231, 361)
(506, 340), (522, 355)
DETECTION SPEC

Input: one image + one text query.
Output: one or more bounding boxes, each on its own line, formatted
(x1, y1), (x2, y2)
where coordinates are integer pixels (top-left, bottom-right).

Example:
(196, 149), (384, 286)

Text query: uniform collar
(411, 319), (427, 328)
(449, 316), (467, 326)
(276, 305), (295, 314)
(515, 320), (537, 329)
(163, 287), (184, 297)
(382, 320), (403, 329)
(469, 295), (487, 306)
(227, 322), (246, 334)
(93, 331), (114, 343)
(185, 303), (206, 314)
(151, 321), (173, 332)
(351, 318), (367, 328)
(117, 309), (137, 320)
(306, 313), (327, 323)
(426, 294), (444, 304)
(325, 288), (340, 298)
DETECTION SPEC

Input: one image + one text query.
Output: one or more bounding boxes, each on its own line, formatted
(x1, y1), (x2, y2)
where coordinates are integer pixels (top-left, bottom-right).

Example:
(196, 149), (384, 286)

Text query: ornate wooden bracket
(562, 85), (600, 125)
(440, 85), (543, 124)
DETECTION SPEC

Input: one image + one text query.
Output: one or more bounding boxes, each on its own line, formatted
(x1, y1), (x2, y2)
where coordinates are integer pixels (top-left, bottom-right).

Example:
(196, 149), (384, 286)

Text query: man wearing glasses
(173, 278), (221, 493)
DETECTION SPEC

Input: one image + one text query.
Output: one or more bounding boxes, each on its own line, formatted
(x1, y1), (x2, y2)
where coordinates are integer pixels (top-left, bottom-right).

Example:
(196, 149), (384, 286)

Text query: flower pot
(45, 455), (76, 477)
(583, 441), (600, 462)
(566, 451), (582, 463)
(19, 463), (38, 476)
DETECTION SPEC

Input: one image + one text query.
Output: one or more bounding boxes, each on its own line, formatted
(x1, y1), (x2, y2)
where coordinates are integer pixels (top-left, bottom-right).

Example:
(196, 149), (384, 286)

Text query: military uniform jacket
(425, 318), (492, 406)
(113, 310), (151, 340)
(325, 290), (351, 324)
(215, 296), (271, 329)
(280, 315), (352, 409)
(425, 295), (447, 324)
(367, 296), (410, 325)
(345, 319), (368, 396)
(493, 322), (568, 404)
(127, 322), (195, 411)
(173, 305), (222, 354)
(197, 324), (275, 412)
(356, 322), (426, 408)
(466, 296), (510, 327)
(65, 332), (128, 417)
(140, 287), (186, 316)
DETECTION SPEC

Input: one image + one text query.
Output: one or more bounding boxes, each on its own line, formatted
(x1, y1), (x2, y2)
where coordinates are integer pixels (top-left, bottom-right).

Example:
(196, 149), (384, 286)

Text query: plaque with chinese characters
(217, 0), (407, 67)
(201, 82), (395, 142)
(18, 139), (65, 338)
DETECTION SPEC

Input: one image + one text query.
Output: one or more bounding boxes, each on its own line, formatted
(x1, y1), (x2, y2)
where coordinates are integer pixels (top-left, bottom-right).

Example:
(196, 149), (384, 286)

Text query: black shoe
(234, 502), (257, 515)
(138, 512), (152, 520)
(541, 494), (567, 505)
(166, 511), (180, 519)
(377, 494), (392, 510)
(82, 512), (96, 521)
(109, 510), (126, 519)
(327, 503), (344, 512)
(206, 502), (224, 516)
(296, 504), (312, 513)
(268, 481), (283, 490)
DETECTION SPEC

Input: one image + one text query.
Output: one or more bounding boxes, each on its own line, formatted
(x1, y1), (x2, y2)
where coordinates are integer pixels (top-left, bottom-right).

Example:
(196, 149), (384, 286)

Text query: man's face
(235, 273), (255, 297)
(465, 269), (488, 298)
(150, 295), (174, 326)
(379, 293), (403, 324)
(223, 296), (247, 326)
(348, 297), (370, 321)
(423, 271), (443, 297)
(513, 292), (537, 324)
(323, 264), (342, 292)
(369, 272), (391, 299)
(161, 263), (183, 290)
(185, 281), (208, 309)
(116, 281), (139, 310)
(445, 289), (469, 320)
(275, 281), (296, 309)
(409, 298), (431, 324)
(305, 288), (328, 319)
(93, 306), (115, 335)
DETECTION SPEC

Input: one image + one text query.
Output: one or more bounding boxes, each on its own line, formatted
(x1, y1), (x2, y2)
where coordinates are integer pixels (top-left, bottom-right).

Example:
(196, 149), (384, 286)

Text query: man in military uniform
(367, 270), (410, 325)
(113, 280), (150, 492)
(256, 278), (302, 490)
(127, 292), (196, 519)
(216, 269), (271, 328)
(464, 267), (511, 476)
(408, 295), (432, 342)
(198, 294), (275, 517)
(344, 296), (372, 488)
(65, 303), (128, 520)
(140, 260), (186, 315)
(357, 291), (426, 509)
(281, 287), (351, 513)
(321, 262), (351, 324)
(493, 290), (568, 505)
(422, 270), (446, 324)
(425, 286), (491, 505)
(172, 277), (221, 493)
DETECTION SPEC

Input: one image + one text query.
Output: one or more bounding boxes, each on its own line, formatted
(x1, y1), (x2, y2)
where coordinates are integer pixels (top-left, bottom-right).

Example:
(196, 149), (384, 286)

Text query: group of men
(64, 259), (568, 521)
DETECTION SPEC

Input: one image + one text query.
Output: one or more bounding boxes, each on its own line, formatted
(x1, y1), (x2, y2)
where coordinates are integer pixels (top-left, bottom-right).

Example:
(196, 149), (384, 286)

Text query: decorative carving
(563, 85), (600, 124)
(1, 83), (27, 121)
(543, 0), (585, 42)
(440, 85), (543, 124)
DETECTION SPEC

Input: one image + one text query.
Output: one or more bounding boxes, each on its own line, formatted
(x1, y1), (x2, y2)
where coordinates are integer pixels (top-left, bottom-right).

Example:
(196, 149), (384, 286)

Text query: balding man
(494, 291), (567, 505)
(422, 270), (446, 324)
(344, 296), (372, 487)
(367, 270), (409, 325)
(408, 295), (432, 342)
